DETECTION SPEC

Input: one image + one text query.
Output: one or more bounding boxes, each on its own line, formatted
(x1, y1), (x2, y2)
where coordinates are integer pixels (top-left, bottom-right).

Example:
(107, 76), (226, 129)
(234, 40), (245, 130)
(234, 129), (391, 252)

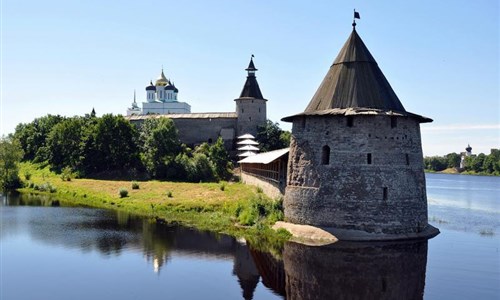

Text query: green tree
(14, 114), (64, 162)
(256, 120), (290, 152)
(471, 153), (486, 173)
(207, 137), (232, 180)
(424, 156), (447, 171)
(82, 114), (141, 175)
(445, 152), (461, 169)
(47, 117), (85, 172)
(0, 136), (24, 189)
(139, 118), (181, 178)
(483, 149), (500, 174)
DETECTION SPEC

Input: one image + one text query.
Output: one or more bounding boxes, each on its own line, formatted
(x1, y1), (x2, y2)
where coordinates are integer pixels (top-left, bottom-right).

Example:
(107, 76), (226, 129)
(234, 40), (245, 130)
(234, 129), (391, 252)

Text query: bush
(24, 171), (32, 180)
(131, 181), (140, 189)
(219, 182), (226, 191)
(166, 191), (173, 198)
(38, 182), (56, 193)
(60, 166), (73, 181)
(236, 194), (284, 226)
(119, 188), (128, 198)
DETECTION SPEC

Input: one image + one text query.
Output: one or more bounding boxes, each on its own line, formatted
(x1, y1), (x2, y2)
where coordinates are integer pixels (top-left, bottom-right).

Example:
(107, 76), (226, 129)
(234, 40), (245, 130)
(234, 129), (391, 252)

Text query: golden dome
(155, 69), (168, 86)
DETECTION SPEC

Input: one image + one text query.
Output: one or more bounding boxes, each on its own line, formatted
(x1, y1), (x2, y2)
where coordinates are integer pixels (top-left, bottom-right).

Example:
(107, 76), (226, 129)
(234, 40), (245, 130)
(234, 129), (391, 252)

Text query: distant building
(281, 24), (438, 240)
(460, 144), (473, 169)
(126, 57), (267, 150)
(127, 68), (190, 115)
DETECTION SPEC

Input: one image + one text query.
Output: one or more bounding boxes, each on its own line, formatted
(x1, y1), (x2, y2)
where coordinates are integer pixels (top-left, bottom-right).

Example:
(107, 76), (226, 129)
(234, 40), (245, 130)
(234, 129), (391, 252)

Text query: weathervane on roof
(353, 9), (360, 29)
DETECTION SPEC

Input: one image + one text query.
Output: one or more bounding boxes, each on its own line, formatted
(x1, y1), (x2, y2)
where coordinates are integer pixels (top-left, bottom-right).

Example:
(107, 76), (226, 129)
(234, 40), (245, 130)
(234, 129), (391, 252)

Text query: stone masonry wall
(240, 172), (284, 199)
(235, 98), (267, 136)
(173, 117), (237, 147)
(284, 115), (428, 235)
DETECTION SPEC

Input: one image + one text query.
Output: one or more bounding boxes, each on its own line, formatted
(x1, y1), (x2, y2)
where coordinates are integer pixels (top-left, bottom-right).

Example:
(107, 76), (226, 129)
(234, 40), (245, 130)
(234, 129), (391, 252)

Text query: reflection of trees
(6, 194), (429, 300)
(251, 240), (428, 300)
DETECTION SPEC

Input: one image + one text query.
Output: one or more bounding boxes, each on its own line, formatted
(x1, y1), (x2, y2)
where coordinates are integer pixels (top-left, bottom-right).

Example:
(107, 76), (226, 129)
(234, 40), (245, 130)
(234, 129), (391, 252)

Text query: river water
(1, 173), (499, 299)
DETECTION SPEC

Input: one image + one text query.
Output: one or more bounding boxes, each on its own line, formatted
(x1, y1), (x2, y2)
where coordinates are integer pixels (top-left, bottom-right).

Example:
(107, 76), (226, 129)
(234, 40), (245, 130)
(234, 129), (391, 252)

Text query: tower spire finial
(353, 9), (360, 29)
(133, 89), (136, 103)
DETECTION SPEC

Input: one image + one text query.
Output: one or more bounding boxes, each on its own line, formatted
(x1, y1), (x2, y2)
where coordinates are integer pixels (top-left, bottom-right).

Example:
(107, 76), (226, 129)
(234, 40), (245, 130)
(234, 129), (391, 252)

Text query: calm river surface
(1, 173), (499, 299)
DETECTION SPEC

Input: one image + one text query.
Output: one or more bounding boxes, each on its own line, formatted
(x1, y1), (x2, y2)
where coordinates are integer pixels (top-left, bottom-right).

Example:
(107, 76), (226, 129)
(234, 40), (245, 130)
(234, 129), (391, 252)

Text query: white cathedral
(127, 69), (191, 115)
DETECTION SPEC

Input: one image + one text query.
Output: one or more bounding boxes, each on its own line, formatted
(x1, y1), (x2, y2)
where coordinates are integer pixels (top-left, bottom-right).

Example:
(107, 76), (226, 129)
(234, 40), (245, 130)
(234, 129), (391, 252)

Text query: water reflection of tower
(252, 241), (428, 300)
(284, 241), (428, 300)
(233, 243), (261, 300)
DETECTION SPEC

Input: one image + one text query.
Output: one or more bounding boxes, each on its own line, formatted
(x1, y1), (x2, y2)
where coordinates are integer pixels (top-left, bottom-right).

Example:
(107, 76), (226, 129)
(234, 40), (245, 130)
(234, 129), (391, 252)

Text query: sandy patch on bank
(273, 221), (338, 246)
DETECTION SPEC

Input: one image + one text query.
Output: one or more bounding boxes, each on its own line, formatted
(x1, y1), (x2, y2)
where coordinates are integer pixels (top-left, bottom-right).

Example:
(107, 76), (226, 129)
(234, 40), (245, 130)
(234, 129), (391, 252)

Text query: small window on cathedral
(301, 117), (306, 129)
(347, 116), (354, 127)
(391, 116), (397, 128)
(321, 145), (330, 165)
(249, 117), (252, 121)
(367, 153), (372, 164)
(259, 108), (261, 113)
(383, 187), (388, 200)
(241, 108), (244, 113)
(208, 138), (213, 144)
(406, 154), (410, 165)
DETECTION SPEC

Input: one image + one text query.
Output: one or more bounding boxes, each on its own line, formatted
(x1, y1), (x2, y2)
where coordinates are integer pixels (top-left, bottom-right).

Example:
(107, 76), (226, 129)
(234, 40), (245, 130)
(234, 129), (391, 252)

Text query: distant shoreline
(425, 168), (499, 177)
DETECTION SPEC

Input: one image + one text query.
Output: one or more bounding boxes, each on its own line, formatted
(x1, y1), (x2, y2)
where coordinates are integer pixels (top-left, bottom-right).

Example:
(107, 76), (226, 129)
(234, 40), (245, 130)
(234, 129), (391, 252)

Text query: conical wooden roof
(283, 29), (431, 123)
(238, 58), (265, 99)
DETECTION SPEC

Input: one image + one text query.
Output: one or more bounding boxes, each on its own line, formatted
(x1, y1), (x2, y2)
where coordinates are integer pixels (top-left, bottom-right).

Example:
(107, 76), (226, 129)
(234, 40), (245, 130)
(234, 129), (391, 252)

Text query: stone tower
(281, 27), (439, 240)
(235, 56), (267, 137)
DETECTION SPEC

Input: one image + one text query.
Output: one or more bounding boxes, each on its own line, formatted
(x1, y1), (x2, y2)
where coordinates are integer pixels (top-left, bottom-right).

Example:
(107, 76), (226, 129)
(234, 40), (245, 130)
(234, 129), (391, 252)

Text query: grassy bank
(17, 162), (290, 252)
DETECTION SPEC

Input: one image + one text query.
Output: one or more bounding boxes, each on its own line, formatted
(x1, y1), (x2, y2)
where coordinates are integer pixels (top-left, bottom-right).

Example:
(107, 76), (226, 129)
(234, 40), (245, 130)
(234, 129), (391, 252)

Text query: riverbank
(17, 162), (291, 252)
(425, 168), (499, 176)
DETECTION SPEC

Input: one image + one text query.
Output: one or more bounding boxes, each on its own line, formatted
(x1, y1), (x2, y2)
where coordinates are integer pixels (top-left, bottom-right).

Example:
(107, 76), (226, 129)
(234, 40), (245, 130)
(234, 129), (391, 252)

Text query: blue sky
(1, 0), (498, 156)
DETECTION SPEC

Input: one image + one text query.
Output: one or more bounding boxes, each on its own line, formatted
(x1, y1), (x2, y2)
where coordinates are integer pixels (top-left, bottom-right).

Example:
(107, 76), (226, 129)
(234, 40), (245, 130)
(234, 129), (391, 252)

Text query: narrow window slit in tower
(391, 116), (397, 128)
(406, 154), (410, 165)
(347, 116), (354, 127)
(321, 145), (330, 165)
(367, 153), (372, 164)
(383, 187), (388, 200)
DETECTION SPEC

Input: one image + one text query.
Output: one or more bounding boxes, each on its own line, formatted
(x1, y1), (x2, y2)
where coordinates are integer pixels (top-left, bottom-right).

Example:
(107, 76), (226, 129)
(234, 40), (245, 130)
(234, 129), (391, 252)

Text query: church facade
(127, 69), (190, 116)
(126, 57), (267, 150)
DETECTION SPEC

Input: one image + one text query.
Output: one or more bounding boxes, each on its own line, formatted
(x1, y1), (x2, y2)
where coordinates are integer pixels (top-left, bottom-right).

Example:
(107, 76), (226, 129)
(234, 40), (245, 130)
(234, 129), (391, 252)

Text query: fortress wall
(240, 172), (284, 199)
(173, 118), (237, 148)
(284, 115), (428, 235)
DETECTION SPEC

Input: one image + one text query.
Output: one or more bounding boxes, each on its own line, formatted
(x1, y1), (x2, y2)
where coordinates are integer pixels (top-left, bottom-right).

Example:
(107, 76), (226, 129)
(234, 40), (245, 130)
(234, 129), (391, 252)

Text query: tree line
(10, 113), (232, 183)
(424, 150), (500, 175)
(1, 112), (292, 190)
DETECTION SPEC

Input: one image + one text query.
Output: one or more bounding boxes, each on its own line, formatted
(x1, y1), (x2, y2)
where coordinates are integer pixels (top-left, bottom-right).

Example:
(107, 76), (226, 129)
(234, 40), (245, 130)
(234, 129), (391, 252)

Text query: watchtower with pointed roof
(282, 26), (438, 240)
(235, 56), (267, 137)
